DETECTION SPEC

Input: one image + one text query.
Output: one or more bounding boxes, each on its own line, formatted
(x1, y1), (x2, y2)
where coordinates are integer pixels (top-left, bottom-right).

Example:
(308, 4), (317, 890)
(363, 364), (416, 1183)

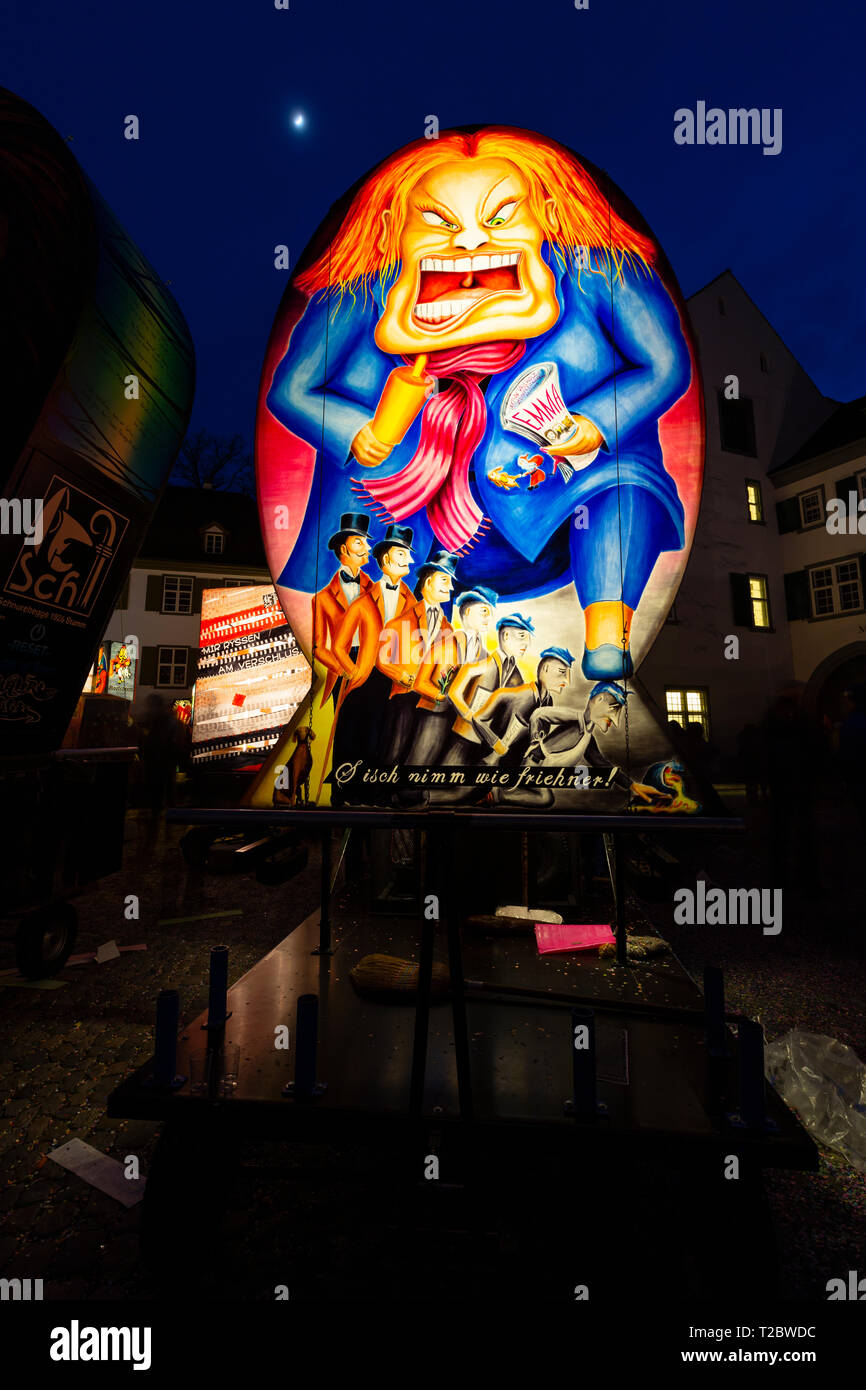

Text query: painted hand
(546, 415), (605, 457)
(629, 781), (672, 803)
(488, 465), (520, 490)
(351, 422), (393, 467)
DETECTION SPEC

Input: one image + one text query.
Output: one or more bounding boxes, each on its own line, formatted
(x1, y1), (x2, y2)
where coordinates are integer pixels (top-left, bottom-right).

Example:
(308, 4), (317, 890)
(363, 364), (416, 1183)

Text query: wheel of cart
(14, 899), (78, 979)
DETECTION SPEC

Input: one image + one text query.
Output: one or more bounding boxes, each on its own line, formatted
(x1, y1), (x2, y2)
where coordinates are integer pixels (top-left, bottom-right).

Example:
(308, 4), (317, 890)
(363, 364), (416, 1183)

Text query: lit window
(748, 575), (771, 629)
(157, 647), (188, 687)
(204, 529), (225, 555)
(665, 688), (710, 739)
(162, 575), (194, 614)
(809, 560), (864, 617)
(746, 480), (764, 523)
(798, 489), (823, 527)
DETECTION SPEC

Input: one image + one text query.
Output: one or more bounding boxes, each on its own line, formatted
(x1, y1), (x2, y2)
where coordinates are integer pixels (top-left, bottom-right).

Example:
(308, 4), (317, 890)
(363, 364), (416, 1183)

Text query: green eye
(487, 200), (517, 227)
(421, 209), (458, 231)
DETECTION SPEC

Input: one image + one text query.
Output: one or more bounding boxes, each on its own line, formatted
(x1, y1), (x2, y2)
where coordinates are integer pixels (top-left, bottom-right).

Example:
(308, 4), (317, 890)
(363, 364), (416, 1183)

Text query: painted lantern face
(254, 125), (706, 813)
(374, 157), (560, 354)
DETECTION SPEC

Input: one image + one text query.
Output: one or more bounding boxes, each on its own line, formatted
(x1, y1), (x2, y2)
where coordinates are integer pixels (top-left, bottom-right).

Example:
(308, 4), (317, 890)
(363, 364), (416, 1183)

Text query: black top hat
(416, 545), (461, 583)
(327, 511), (372, 553)
(372, 524), (414, 561)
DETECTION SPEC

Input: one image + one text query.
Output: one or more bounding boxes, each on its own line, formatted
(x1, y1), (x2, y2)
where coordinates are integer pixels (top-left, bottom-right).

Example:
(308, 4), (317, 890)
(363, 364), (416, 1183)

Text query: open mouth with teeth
(413, 251), (522, 325)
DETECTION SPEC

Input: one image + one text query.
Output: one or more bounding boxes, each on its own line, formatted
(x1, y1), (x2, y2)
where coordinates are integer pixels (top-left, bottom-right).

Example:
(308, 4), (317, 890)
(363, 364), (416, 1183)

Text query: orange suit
(333, 579), (414, 691)
(311, 570), (372, 703)
(376, 600), (453, 698)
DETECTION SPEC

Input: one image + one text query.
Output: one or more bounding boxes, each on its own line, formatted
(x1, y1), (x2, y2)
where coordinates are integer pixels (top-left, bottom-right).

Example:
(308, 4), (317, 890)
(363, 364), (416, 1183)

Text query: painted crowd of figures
(305, 511), (678, 809)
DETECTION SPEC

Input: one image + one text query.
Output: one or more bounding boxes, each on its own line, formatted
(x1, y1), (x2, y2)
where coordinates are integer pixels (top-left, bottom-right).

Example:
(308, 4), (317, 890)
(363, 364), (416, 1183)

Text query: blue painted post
(739, 1019), (766, 1129)
(295, 994), (318, 1097)
(206, 946), (229, 1028)
(154, 989), (179, 1086)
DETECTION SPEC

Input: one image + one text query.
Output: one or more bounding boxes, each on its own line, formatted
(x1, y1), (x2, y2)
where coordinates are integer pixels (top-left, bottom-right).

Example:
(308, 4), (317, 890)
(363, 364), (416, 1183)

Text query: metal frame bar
(167, 807), (740, 834)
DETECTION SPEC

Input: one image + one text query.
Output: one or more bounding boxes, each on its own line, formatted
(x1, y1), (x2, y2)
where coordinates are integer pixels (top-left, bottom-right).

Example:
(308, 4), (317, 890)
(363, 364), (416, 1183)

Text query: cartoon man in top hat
(408, 583), (498, 766)
(475, 645), (575, 766)
(312, 511), (373, 707)
(444, 611), (534, 765)
(330, 524), (415, 782)
(376, 545), (460, 766)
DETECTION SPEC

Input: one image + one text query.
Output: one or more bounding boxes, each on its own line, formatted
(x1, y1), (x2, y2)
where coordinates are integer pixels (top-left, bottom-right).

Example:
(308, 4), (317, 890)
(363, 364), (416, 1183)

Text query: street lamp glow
(292, 111), (306, 129)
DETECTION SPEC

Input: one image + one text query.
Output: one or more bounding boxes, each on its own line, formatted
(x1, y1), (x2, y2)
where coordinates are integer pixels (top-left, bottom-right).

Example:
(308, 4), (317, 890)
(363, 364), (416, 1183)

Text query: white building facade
(640, 270), (848, 768)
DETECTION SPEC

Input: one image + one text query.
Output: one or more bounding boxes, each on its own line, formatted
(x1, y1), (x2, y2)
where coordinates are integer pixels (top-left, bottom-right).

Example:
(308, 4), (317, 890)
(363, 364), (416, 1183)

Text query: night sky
(5, 0), (863, 445)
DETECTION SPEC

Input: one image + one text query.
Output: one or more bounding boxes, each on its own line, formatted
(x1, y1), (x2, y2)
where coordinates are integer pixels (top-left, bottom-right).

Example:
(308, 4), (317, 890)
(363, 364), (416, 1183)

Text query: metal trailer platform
(108, 810), (817, 1270)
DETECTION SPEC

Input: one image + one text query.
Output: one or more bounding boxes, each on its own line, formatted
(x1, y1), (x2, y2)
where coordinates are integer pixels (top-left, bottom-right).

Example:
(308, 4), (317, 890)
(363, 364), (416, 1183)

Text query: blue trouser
(570, 485), (670, 610)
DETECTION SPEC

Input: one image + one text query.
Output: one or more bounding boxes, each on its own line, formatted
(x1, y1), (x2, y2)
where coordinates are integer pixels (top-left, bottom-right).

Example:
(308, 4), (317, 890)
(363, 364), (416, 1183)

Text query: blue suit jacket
(267, 246), (691, 597)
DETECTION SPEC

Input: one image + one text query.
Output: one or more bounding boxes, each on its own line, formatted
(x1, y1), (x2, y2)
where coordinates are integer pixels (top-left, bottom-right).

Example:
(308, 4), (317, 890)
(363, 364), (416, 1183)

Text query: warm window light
(666, 687), (709, 737)
(749, 576), (770, 629)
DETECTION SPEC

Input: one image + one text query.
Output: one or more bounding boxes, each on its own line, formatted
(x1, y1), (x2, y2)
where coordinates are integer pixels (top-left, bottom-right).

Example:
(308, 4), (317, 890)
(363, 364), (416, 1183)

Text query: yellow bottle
(371, 354), (433, 447)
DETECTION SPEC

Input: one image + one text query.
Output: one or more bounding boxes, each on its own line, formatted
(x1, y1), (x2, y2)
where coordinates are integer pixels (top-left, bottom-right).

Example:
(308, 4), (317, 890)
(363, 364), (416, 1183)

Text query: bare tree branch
(172, 430), (254, 495)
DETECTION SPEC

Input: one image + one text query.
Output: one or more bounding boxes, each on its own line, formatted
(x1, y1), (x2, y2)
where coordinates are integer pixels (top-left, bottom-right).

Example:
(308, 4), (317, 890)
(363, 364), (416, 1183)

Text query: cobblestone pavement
(0, 798), (862, 1301)
(0, 809), (321, 1300)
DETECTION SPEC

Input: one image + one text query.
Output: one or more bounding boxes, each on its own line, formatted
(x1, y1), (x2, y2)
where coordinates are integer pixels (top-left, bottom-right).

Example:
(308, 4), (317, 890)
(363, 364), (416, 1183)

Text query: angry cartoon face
(374, 157), (561, 355)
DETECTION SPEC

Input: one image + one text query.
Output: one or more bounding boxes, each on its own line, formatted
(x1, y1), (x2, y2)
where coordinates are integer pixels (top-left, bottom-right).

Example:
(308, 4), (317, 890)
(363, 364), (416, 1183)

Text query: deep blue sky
(5, 0), (863, 445)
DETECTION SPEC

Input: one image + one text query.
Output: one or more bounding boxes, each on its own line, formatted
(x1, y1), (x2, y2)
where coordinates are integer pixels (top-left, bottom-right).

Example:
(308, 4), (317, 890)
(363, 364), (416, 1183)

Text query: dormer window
(204, 525), (225, 556)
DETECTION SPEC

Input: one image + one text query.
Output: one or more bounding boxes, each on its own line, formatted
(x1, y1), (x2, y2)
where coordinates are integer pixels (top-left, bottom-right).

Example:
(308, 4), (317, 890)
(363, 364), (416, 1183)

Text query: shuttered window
(157, 647), (188, 687)
(748, 575), (771, 629)
(784, 571), (810, 621)
(808, 560), (864, 617)
(798, 488), (824, 528)
(162, 576), (194, 614)
(746, 480), (764, 523)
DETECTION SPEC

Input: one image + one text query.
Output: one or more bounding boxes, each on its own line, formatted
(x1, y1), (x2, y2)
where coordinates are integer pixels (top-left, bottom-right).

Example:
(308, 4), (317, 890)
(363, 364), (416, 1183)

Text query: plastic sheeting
(765, 1030), (866, 1173)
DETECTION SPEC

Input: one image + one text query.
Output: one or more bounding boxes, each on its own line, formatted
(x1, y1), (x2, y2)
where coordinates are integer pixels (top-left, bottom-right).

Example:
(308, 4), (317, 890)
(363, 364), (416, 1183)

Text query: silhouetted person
(840, 684), (866, 837)
(136, 694), (181, 815)
(737, 722), (768, 806)
(682, 722), (718, 784)
(763, 688), (825, 894)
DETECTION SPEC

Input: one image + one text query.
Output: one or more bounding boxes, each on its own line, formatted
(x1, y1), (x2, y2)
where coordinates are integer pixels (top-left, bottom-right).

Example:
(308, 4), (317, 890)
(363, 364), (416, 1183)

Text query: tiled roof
(772, 396), (866, 473)
(138, 486), (267, 565)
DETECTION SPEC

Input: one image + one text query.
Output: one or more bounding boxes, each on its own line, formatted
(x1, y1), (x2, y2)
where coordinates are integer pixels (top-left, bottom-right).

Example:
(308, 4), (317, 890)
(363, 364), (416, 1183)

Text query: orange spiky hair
(295, 126), (656, 301)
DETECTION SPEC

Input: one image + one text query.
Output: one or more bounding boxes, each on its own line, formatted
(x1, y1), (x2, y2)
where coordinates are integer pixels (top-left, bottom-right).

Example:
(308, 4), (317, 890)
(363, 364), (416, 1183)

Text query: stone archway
(803, 641), (866, 724)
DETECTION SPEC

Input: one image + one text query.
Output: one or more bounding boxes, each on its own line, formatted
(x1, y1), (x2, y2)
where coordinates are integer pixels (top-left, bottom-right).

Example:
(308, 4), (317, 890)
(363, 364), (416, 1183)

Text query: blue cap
(589, 680), (630, 706)
(539, 646), (575, 666)
(496, 612), (535, 634)
(456, 586), (498, 611)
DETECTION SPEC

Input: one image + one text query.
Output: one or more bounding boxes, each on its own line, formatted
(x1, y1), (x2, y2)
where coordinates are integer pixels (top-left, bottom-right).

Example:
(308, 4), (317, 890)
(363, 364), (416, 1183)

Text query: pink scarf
(351, 339), (526, 552)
